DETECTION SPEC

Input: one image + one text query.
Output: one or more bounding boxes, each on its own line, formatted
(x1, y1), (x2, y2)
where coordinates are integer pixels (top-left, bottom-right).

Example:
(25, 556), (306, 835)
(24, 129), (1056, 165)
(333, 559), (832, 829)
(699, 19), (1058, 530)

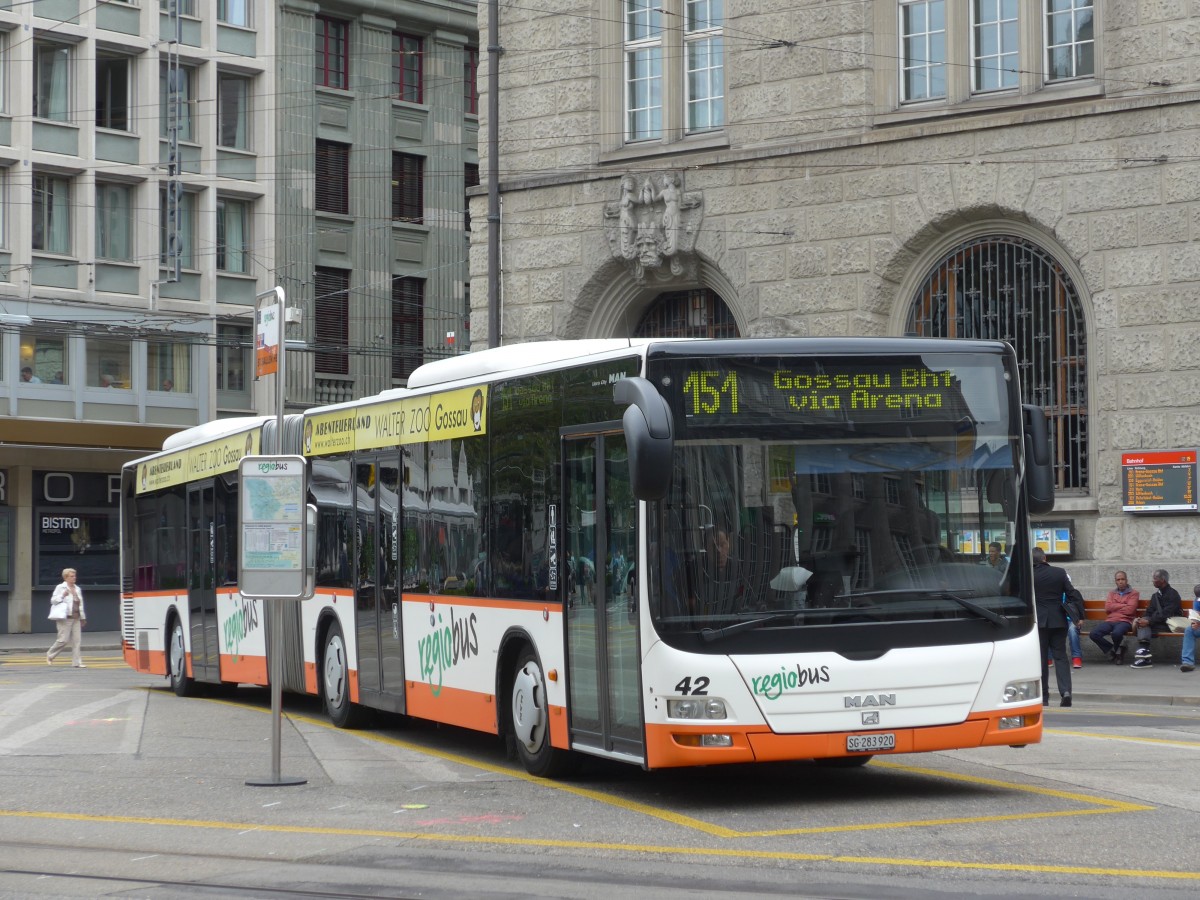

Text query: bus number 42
(674, 676), (710, 696)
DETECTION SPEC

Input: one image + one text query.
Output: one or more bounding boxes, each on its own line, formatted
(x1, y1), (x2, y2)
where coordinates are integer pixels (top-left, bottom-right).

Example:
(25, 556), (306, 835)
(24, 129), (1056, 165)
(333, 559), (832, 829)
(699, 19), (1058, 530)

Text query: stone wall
(475, 1), (1200, 597)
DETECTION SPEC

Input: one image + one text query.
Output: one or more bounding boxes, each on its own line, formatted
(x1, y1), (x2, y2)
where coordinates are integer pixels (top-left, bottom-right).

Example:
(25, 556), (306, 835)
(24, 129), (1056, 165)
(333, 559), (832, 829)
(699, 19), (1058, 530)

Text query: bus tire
(168, 618), (193, 698)
(510, 648), (570, 778)
(321, 622), (362, 728)
(815, 755), (873, 768)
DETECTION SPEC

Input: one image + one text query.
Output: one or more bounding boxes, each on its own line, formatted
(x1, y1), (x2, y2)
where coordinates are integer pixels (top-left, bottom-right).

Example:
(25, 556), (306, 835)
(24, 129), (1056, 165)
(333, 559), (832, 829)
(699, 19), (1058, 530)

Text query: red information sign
(1121, 449), (1197, 513)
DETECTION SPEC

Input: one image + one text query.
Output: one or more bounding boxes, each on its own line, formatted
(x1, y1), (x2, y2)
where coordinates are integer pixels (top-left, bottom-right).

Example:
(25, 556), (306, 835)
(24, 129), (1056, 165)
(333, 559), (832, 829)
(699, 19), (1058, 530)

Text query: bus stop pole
(247, 288), (306, 787)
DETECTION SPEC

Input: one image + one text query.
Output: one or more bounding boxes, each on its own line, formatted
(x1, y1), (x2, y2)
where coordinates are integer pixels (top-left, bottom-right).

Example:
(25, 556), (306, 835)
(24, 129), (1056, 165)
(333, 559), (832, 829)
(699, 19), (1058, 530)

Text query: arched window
(633, 288), (738, 338)
(905, 235), (1087, 492)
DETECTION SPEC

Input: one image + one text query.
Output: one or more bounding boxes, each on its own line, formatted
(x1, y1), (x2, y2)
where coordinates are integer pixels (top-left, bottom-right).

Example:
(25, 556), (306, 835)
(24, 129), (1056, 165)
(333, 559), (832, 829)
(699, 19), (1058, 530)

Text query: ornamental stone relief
(603, 172), (703, 283)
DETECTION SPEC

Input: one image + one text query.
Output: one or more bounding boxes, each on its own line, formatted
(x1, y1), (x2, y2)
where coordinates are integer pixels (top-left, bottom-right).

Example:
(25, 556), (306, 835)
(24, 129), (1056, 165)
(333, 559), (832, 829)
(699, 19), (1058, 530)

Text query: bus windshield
(647, 351), (1029, 642)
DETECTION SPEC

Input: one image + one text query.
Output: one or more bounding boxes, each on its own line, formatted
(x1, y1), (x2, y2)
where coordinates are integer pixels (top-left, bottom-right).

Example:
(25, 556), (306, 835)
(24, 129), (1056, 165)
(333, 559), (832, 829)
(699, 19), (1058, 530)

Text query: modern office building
(1, 0), (478, 633)
(473, 2), (1200, 593)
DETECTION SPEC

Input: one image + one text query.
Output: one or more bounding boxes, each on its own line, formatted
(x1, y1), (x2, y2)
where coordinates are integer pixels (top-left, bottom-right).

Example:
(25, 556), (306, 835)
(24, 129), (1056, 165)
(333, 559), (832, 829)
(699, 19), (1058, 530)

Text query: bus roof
(160, 416), (271, 453)
(405, 339), (659, 390)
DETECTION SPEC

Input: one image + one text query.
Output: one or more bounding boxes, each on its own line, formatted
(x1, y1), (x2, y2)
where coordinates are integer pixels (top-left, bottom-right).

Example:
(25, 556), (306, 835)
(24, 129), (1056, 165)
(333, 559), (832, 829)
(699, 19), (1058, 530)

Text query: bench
(1079, 598), (1184, 643)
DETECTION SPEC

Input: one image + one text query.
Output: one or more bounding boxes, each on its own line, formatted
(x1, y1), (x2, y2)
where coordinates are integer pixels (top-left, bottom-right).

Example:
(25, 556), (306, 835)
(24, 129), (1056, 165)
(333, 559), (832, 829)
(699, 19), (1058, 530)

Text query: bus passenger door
(563, 430), (644, 762)
(354, 456), (406, 713)
(187, 483), (218, 682)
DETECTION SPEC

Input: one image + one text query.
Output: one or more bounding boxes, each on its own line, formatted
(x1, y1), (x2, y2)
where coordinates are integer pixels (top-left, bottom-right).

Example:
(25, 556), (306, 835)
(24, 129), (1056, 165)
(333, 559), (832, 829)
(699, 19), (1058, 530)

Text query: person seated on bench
(1090, 570), (1139, 665)
(1180, 584), (1200, 673)
(1130, 568), (1182, 669)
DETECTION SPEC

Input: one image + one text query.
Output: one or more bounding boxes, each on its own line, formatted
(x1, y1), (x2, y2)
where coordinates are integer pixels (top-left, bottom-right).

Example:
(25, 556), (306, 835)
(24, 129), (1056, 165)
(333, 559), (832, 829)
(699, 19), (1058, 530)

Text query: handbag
(48, 592), (68, 621)
(1166, 615), (1191, 633)
(1062, 587), (1085, 623)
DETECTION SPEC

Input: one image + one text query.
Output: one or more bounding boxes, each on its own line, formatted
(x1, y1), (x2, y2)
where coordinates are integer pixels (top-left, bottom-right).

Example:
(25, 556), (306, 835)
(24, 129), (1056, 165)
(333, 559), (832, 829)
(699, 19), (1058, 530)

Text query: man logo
(862, 711), (880, 725)
(844, 694), (896, 708)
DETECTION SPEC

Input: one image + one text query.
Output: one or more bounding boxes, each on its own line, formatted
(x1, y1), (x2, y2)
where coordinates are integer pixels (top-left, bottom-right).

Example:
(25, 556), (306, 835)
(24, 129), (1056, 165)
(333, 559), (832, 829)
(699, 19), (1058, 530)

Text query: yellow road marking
(203, 698), (1152, 840)
(4, 661), (1174, 858)
(1046, 728), (1200, 748)
(1, 808), (1198, 880)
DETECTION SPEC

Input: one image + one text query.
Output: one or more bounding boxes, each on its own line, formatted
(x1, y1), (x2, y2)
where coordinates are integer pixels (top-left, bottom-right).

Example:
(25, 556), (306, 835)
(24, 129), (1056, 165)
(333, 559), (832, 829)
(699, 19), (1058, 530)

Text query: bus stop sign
(238, 455), (309, 600)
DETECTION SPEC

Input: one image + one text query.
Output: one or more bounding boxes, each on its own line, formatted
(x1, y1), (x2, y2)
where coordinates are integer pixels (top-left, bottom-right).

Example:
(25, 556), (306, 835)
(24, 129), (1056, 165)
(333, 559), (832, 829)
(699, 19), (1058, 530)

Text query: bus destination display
(1121, 450), (1198, 513)
(676, 359), (970, 427)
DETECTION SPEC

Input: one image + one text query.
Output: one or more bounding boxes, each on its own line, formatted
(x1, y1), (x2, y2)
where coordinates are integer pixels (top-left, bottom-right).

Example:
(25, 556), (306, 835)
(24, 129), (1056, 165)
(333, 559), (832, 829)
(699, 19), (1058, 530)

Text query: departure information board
(1121, 450), (1198, 512)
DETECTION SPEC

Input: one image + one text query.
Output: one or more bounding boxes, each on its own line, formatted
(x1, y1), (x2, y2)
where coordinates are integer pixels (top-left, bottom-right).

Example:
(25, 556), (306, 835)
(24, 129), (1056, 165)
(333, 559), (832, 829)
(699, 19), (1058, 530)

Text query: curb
(1068, 691), (1200, 708)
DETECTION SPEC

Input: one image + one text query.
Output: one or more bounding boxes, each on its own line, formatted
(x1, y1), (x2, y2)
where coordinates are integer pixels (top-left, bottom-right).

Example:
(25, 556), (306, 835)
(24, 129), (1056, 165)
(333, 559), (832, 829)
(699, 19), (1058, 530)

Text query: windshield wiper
(700, 612), (799, 643)
(938, 591), (1007, 627)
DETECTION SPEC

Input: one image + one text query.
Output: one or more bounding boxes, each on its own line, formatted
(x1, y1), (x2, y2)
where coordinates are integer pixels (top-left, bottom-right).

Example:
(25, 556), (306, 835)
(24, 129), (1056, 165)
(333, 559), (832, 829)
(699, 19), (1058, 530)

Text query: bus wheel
(815, 755), (873, 768)
(168, 619), (193, 698)
(510, 649), (570, 777)
(322, 622), (362, 728)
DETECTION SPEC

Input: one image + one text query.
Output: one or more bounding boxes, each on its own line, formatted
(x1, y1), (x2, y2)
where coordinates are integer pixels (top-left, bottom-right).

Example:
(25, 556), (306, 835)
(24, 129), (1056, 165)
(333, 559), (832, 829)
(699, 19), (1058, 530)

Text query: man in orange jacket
(1089, 570), (1140, 665)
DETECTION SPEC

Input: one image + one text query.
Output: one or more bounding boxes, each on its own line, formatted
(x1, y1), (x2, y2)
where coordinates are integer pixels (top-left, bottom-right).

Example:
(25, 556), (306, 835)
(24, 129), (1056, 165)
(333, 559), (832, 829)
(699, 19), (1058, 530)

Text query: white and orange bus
(121, 337), (1055, 775)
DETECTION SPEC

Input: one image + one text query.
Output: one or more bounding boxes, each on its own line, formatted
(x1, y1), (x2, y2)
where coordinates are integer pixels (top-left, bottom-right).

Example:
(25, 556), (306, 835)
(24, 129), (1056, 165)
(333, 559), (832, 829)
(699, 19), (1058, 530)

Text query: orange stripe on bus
(124, 644), (168, 677)
(402, 594), (563, 613)
(405, 681), (499, 734)
(304, 661), (318, 695)
(219, 655), (268, 685)
(549, 704), (569, 749)
(644, 707), (1043, 769)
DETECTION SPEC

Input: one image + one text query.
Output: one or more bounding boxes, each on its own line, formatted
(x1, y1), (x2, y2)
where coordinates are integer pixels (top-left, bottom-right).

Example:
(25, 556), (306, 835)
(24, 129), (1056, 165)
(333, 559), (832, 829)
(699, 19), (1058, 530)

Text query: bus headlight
(1003, 680), (1040, 703)
(668, 698), (728, 720)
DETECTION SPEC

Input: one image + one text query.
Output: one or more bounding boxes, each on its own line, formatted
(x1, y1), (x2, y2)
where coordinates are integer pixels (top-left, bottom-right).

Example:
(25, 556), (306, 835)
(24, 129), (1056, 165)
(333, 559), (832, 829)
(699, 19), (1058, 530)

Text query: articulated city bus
(120, 338), (1055, 775)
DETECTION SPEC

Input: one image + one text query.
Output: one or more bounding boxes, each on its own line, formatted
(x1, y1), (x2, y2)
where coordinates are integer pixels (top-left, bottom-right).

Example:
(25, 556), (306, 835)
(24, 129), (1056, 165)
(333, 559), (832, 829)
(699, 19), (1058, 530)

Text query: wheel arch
(495, 626), (540, 739)
(314, 607), (347, 687)
(164, 604), (189, 678)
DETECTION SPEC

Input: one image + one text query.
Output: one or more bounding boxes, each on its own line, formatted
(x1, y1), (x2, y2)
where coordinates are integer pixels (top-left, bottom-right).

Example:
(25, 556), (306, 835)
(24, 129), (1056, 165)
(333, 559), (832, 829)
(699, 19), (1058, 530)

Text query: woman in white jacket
(47, 567), (87, 667)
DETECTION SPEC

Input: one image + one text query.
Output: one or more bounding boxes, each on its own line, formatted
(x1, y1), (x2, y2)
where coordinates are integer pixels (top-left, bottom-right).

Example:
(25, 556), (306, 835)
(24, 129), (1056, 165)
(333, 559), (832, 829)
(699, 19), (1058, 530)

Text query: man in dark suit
(1032, 547), (1077, 707)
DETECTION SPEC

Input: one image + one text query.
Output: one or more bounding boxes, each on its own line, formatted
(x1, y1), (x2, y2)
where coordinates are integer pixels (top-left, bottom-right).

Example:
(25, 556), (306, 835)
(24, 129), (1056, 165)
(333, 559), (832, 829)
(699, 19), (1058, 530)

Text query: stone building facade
(472, 1), (1200, 597)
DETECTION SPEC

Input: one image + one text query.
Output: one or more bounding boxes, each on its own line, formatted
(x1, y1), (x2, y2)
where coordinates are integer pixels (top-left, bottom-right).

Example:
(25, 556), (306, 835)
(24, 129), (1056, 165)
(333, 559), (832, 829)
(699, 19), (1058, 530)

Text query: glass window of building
(96, 183), (132, 260)
(34, 41), (71, 122)
(1046, 0), (1093, 81)
(217, 73), (250, 149)
(161, 0), (197, 14)
(19, 333), (66, 384)
(218, 0), (250, 27)
(973, 0), (1019, 92)
(392, 153), (424, 223)
(217, 197), (250, 273)
(315, 17), (349, 90)
(393, 33), (423, 103)
(87, 338), (131, 389)
(314, 267), (350, 375)
(96, 55), (130, 131)
(0, 167), (7, 249)
(464, 47), (478, 114)
(623, 1), (724, 143)
(900, 1), (946, 102)
(316, 140), (350, 214)
(217, 323), (251, 407)
(391, 277), (424, 380)
(148, 341), (191, 392)
(464, 162), (479, 231)
(892, 0), (1092, 111)
(32, 174), (71, 255)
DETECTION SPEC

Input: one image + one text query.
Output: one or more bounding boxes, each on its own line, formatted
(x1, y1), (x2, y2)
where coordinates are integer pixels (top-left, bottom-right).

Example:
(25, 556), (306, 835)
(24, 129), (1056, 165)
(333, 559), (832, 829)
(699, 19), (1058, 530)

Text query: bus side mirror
(304, 503), (317, 599)
(1022, 404), (1055, 515)
(614, 376), (674, 501)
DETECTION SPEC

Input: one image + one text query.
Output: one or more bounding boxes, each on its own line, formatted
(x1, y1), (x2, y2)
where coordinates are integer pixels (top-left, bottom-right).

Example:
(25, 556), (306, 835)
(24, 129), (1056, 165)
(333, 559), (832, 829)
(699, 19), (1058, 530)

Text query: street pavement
(2, 629), (1198, 708)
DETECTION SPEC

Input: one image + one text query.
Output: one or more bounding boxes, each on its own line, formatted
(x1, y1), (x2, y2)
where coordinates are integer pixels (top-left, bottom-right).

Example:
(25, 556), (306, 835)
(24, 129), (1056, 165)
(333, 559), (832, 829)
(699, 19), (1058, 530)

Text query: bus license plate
(847, 733), (894, 752)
